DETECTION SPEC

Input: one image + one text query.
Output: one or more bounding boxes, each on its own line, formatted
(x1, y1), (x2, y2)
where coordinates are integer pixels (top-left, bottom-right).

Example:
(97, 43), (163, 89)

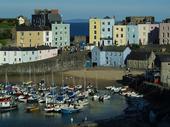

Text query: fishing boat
(26, 105), (39, 112)
(18, 95), (28, 103)
(103, 95), (111, 100)
(61, 104), (82, 114)
(44, 104), (54, 113)
(0, 95), (18, 112)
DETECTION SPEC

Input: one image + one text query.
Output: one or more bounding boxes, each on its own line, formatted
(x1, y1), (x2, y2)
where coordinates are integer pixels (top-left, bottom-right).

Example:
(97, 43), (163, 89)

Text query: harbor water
(0, 94), (127, 127)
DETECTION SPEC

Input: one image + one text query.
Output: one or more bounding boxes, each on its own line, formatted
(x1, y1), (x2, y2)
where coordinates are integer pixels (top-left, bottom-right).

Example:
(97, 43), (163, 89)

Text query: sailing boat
(44, 70), (57, 112)
(0, 69), (18, 112)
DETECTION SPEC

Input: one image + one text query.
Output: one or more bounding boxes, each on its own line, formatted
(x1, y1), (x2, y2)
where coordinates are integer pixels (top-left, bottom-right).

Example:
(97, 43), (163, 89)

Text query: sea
(0, 94), (127, 127)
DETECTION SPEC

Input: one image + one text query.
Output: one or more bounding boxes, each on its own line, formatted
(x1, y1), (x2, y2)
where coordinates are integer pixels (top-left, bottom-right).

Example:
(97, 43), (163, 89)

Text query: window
(102, 28), (105, 32)
(30, 39), (31, 42)
(65, 27), (67, 29)
(29, 33), (32, 36)
(32, 51), (34, 55)
(143, 27), (146, 30)
(116, 28), (119, 30)
(94, 31), (97, 34)
(121, 28), (123, 31)
(55, 32), (58, 35)
(167, 33), (170, 38)
(21, 32), (24, 36)
(46, 32), (49, 36)
(55, 27), (57, 30)
(94, 36), (96, 39)
(19, 58), (21, 62)
(39, 51), (41, 53)
(60, 32), (62, 34)
(121, 34), (123, 38)
(94, 21), (96, 24)
(108, 28), (110, 31)
(65, 32), (67, 34)
(94, 25), (96, 29)
(4, 52), (6, 56)
(108, 22), (110, 25)
(37, 32), (40, 36)
(116, 34), (118, 38)
(163, 33), (165, 37)
(102, 22), (105, 25)
(29, 57), (31, 60)
(133, 35), (135, 38)
(55, 38), (57, 41)
(60, 37), (62, 40)
(14, 58), (17, 62)
(46, 38), (49, 41)
(4, 58), (6, 61)
(14, 51), (17, 56)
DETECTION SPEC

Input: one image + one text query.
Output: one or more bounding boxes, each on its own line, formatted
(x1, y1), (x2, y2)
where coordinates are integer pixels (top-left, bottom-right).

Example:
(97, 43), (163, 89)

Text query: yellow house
(16, 27), (44, 47)
(113, 25), (127, 46)
(89, 18), (101, 46)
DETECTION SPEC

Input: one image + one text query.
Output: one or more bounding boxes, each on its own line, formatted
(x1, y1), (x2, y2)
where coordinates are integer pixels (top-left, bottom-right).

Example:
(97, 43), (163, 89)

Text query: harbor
(0, 82), (129, 127)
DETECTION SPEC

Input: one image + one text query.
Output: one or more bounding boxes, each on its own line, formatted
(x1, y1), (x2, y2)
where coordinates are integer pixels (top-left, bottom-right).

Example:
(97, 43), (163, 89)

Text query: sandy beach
(64, 68), (144, 88)
(64, 68), (144, 81)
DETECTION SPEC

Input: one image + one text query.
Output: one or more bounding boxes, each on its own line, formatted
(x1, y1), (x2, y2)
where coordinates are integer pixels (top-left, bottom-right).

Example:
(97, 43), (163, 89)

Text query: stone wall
(0, 51), (88, 75)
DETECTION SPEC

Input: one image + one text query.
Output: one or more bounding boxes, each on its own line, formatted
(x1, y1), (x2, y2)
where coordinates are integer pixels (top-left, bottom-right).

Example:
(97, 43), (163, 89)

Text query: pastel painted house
(52, 22), (70, 48)
(100, 17), (115, 46)
(91, 46), (131, 67)
(126, 25), (139, 45)
(113, 25), (127, 46)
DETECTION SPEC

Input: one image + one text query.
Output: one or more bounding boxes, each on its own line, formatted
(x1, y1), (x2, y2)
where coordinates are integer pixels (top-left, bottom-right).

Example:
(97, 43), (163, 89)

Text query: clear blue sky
(0, 0), (169, 21)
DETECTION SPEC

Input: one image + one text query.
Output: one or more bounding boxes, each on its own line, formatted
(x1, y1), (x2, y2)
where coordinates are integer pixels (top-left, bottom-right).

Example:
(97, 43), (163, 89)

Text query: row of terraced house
(89, 16), (170, 46)
(0, 9), (70, 65)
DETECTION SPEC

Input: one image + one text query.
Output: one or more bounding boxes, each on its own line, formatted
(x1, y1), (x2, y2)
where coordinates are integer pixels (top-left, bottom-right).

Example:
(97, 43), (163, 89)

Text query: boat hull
(0, 105), (18, 112)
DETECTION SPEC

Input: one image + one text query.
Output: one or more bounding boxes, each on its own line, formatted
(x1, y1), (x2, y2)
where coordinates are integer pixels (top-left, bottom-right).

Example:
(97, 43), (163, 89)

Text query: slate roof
(127, 51), (152, 60)
(156, 54), (170, 62)
(0, 46), (57, 51)
(16, 26), (51, 31)
(100, 46), (128, 52)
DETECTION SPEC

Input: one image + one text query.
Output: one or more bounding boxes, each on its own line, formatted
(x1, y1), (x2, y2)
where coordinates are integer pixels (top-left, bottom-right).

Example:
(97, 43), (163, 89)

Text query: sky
(0, 0), (169, 21)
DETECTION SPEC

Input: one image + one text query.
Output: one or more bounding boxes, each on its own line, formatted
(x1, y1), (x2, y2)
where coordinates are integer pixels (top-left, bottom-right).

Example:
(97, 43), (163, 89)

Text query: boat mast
(5, 68), (8, 86)
(95, 72), (98, 90)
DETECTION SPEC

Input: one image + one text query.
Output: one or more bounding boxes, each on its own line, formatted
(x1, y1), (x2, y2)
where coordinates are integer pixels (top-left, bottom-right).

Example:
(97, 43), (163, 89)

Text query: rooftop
(127, 51), (152, 60)
(156, 54), (170, 62)
(0, 46), (57, 51)
(100, 46), (128, 52)
(16, 26), (51, 31)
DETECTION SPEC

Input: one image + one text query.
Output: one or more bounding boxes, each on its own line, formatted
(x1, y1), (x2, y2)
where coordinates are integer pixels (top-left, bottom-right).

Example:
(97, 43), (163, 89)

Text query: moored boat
(0, 95), (18, 112)
(26, 105), (39, 112)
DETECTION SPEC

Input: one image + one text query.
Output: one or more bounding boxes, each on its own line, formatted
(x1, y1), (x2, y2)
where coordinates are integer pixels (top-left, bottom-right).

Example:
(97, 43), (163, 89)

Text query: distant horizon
(0, 0), (169, 22)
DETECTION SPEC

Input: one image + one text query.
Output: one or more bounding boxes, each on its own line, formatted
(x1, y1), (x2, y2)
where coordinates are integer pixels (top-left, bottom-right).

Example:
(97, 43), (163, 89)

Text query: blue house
(91, 46), (131, 67)
(126, 25), (139, 45)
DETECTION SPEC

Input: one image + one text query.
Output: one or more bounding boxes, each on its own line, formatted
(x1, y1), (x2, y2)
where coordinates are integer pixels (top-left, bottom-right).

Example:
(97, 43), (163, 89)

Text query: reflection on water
(0, 94), (127, 127)
(0, 112), (10, 119)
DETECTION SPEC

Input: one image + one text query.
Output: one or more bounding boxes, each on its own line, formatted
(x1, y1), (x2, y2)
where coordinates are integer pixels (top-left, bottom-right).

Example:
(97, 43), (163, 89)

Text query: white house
(92, 46), (131, 67)
(0, 46), (58, 65)
(43, 30), (52, 46)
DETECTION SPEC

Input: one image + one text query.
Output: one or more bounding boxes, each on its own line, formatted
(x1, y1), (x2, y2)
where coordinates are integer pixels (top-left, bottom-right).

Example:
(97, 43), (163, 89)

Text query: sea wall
(0, 51), (88, 75)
